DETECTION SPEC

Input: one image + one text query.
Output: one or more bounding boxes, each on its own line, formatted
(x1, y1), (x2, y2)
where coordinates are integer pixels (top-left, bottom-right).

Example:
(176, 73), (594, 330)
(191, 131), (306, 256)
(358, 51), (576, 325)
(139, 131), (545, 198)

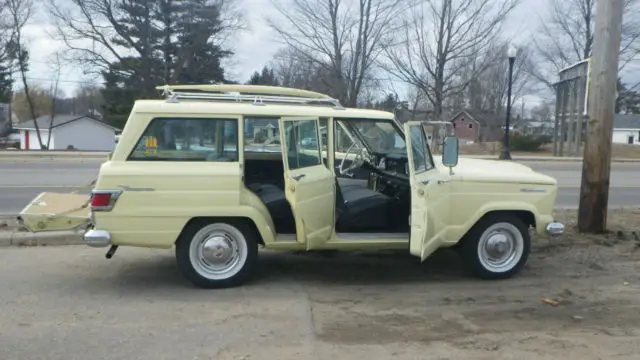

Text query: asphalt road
(3, 243), (640, 359)
(0, 159), (639, 214)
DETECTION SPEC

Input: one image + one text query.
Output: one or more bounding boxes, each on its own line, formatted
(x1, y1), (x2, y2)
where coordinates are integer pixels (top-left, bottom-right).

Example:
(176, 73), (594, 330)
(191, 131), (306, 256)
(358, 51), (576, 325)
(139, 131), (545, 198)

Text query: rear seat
(247, 183), (296, 234)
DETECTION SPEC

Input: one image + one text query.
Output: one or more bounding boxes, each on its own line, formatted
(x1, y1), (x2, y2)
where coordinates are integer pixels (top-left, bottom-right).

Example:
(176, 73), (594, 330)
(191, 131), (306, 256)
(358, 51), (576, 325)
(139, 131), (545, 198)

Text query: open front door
(404, 121), (451, 261)
(279, 116), (335, 249)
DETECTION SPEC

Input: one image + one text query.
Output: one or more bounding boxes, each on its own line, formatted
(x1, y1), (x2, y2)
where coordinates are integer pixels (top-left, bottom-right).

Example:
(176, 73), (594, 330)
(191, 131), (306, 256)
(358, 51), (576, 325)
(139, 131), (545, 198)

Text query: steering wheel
(338, 143), (367, 177)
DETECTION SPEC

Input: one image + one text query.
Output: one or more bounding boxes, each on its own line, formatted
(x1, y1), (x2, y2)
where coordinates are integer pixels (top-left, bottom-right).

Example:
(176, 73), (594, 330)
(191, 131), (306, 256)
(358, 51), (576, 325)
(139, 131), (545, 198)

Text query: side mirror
(442, 136), (459, 168)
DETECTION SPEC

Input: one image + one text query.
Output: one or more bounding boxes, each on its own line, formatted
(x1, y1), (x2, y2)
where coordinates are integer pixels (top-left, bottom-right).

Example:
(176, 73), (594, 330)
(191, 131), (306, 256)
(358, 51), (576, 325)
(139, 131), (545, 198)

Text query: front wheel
(175, 220), (258, 289)
(461, 214), (531, 280)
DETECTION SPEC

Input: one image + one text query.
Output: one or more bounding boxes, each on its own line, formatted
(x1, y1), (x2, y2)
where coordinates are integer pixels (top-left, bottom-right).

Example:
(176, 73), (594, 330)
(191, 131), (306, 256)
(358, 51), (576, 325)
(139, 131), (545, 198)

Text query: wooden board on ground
(18, 192), (91, 232)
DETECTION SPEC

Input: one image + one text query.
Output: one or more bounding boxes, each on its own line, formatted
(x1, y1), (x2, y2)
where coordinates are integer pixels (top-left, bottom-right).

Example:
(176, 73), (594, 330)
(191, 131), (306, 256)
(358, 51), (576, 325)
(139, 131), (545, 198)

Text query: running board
(335, 233), (409, 239)
(275, 234), (297, 242)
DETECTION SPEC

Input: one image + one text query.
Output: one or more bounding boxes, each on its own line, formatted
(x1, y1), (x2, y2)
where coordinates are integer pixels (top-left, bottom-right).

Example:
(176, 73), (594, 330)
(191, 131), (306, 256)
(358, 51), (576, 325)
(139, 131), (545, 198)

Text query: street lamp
(499, 45), (517, 160)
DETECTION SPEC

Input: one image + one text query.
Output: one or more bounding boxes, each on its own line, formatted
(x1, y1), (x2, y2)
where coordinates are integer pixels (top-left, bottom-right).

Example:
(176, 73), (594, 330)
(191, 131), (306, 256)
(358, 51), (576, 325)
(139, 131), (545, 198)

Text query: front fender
(443, 201), (540, 245)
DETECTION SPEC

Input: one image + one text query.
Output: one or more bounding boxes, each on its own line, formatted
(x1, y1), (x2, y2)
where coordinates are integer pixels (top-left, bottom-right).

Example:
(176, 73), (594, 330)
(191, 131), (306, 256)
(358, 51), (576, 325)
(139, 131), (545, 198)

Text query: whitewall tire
(461, 214), (531, 280)
(176, 220), (258, 289)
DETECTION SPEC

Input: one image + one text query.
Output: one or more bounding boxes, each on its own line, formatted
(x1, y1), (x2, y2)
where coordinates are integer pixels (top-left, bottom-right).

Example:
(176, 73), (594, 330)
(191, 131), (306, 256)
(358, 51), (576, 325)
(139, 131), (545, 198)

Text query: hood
(433, 156), (557, 185)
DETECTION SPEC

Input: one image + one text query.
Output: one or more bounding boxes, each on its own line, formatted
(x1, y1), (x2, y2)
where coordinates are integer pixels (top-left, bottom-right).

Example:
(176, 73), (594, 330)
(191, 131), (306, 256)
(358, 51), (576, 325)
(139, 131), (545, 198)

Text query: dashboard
(364, 153), (411, 194)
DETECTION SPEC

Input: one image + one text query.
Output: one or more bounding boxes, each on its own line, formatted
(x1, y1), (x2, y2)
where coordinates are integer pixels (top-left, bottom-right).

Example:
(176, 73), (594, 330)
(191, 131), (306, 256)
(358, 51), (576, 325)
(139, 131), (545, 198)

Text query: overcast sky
(21, 0), (548, 101)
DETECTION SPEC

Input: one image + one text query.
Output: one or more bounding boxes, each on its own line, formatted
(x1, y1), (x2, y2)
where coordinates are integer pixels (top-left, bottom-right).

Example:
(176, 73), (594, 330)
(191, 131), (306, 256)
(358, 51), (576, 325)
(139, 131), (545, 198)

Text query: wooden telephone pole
(578, 0), (624, 233)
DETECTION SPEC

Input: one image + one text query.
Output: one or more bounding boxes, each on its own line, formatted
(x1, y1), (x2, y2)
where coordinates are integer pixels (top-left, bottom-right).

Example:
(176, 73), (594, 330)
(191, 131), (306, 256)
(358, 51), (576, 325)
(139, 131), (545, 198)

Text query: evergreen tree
(171, 0), (230, 84)
(0, 64), (12, 104)
(100, 0), (232, 128)
(247, 66), (280, 86)
(616, 79), (640, 114)
(101, 59), (141, 130)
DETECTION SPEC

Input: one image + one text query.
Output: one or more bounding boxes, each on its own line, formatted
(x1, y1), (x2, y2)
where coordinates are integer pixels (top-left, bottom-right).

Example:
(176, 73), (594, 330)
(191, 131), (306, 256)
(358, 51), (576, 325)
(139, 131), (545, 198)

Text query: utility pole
(578, 0), (624, 233)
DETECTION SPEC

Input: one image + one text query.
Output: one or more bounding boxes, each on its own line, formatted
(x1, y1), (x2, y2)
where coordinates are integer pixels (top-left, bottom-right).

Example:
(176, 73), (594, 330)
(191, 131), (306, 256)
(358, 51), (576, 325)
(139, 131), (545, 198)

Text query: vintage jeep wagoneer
(18, 85), (565, 289)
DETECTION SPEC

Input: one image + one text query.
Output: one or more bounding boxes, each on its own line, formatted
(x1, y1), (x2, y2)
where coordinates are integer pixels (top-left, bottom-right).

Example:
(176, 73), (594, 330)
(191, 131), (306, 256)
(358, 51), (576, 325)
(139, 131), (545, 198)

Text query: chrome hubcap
(202, 236), (235, 265)
(189, 224), (248, 280)
(477, 223), (523, 273)
(485, 233), (512, 262)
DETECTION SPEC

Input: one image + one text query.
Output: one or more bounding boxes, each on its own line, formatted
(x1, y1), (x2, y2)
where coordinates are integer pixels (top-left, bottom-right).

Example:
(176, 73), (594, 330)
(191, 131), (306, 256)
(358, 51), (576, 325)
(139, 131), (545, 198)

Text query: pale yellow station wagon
(18, 85), (565, 289)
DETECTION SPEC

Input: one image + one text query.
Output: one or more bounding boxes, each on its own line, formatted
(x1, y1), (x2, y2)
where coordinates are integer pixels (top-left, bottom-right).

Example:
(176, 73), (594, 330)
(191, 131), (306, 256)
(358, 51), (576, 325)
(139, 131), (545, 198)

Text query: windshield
(336, 118), (406, 155)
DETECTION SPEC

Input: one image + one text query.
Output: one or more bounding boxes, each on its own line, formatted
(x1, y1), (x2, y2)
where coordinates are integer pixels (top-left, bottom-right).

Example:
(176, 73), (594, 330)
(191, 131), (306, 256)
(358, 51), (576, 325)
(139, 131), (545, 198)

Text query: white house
(612, 114), (640, 145)
(13, 115), (120, 151)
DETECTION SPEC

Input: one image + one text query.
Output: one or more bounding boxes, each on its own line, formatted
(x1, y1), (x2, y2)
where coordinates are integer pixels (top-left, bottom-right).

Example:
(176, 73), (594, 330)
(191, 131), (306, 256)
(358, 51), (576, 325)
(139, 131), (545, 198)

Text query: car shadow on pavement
(251, 249), (470, 286)
(75, 248), (471, 292)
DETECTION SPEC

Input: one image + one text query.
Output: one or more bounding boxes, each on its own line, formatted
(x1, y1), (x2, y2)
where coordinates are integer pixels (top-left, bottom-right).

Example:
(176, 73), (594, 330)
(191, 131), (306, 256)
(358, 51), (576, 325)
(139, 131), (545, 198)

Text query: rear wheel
(175, 220), (258, 289)
(461, 214), (531, 280)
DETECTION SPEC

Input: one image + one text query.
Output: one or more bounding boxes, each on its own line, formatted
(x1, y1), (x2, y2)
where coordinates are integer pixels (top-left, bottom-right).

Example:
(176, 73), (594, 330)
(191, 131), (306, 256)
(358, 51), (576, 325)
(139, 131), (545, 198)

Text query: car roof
(132, 84), (396, 121)
(132, 99), (396, 120)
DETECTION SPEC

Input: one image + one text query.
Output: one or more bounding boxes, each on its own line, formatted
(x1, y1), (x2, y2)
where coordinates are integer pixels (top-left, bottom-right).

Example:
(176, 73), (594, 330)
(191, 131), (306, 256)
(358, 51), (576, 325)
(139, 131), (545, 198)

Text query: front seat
(334, 179), (391, 233)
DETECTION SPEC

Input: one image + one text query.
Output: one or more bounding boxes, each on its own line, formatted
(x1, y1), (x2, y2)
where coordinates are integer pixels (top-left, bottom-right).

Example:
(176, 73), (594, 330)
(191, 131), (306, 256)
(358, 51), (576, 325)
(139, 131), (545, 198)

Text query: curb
(0, 230), (84, 247)
(0, 151), (109, 161)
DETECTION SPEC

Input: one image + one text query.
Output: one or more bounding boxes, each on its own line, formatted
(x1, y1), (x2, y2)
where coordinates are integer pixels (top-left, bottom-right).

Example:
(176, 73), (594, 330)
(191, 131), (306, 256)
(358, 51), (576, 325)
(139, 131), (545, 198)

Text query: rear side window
(128, 118), (238, 162)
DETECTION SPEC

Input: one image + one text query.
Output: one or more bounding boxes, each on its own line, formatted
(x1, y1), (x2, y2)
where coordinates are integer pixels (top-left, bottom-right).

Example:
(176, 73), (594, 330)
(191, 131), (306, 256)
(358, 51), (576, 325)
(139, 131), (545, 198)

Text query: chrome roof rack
(157, 84), (345, 109)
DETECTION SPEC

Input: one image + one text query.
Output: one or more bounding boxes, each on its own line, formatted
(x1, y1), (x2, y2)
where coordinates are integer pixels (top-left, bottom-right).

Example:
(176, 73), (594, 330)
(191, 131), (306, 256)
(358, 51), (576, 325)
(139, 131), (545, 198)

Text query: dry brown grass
(458, 142), (640, 159)
(542, 208), (640, 246)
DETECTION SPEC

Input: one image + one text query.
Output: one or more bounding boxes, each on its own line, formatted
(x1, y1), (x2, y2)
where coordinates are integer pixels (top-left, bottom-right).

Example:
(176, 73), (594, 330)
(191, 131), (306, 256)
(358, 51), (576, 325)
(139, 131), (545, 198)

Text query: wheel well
(176, 217), (265, 246)
(455, 210), (536, 248)
(479, 210), (536, 229)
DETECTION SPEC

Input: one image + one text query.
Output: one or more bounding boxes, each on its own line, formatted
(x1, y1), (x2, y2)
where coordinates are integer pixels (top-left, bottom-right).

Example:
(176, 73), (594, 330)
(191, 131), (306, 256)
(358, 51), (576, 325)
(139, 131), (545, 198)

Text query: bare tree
(45, 53), (63, 149)
(73, 84), (104, 116)
(532, 0), (640, 89)
(269, 0), (409, 107)
(464, 42), (535, 116)
(530, 101), (554, 122)
(270, 47), (323, 90)
(382, 0), (520, 123)
(0, 0), (15, 66)
(6, 0), (47, 149)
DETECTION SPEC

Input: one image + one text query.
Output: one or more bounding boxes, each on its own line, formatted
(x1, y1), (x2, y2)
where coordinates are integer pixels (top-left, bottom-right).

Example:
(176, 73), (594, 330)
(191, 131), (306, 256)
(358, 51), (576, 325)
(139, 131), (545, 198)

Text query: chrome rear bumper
(84, 229), (111, 247)
(545, 222), (565, 237)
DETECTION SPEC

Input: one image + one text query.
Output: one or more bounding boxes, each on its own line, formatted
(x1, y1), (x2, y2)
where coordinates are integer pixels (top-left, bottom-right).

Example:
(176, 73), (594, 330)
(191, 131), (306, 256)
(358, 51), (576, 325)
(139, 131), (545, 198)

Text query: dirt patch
(293, 208), (640, 358)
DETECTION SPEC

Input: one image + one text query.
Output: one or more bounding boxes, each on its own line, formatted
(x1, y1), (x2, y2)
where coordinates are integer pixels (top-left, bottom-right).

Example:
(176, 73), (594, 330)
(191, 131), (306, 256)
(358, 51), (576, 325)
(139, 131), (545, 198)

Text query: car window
(409, 125), (431, 173)
(128, 117), (238, 162)
(283, 119), (322, 170)
(244, 117), (281, 153)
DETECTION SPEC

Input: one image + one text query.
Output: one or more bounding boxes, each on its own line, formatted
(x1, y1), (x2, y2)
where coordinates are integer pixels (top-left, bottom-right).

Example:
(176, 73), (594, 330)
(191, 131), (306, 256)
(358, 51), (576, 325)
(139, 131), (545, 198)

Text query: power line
(19, 77), (101, 85)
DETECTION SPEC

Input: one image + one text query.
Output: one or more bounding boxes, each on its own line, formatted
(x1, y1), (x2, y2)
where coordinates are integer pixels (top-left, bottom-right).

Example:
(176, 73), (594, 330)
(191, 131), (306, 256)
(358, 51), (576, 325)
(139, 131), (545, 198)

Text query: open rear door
(404, 121), (451, 261)
(279, 116), (335, 249)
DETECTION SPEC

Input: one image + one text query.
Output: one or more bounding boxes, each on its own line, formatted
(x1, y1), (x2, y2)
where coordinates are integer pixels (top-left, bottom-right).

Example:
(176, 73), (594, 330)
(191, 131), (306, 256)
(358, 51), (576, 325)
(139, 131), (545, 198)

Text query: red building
(450, 110), (503, 143)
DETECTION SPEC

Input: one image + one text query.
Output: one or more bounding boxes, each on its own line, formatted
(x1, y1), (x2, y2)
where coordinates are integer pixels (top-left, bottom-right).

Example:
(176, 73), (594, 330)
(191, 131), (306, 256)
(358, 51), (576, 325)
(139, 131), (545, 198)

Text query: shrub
(253, 131), (266, 143)
(510, 134), (546, 152)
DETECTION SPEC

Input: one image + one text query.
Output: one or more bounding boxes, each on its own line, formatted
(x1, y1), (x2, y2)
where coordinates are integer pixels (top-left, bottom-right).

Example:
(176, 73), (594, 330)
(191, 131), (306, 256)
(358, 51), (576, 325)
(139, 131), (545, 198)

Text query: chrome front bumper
(84, 229), (112, 247)
(545, 222), (565, 237)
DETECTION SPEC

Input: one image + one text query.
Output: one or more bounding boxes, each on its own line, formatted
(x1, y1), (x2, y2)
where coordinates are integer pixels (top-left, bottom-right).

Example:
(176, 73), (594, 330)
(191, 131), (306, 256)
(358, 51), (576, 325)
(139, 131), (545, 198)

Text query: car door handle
(420, 178), (450, 185)
(291, 174), (306, 181)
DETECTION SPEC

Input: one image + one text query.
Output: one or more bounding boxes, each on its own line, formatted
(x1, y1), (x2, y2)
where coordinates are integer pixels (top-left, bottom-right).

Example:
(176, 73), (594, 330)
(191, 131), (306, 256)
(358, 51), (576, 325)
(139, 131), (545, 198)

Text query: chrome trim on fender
(84, 229), (112, 247)
(520, 188), (548, 193)
(118, 185), (155, 192)
(545, 222), (565, 236)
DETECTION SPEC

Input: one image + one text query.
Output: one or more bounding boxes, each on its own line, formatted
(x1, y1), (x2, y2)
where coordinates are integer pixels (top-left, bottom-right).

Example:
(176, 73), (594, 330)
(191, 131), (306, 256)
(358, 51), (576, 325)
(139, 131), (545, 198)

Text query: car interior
(243, 117), (413, 236)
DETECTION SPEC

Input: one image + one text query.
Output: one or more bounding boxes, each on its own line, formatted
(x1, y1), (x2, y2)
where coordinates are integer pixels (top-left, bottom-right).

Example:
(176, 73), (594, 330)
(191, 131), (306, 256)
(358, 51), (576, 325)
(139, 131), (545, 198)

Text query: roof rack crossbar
(159, 85), (345, 109)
